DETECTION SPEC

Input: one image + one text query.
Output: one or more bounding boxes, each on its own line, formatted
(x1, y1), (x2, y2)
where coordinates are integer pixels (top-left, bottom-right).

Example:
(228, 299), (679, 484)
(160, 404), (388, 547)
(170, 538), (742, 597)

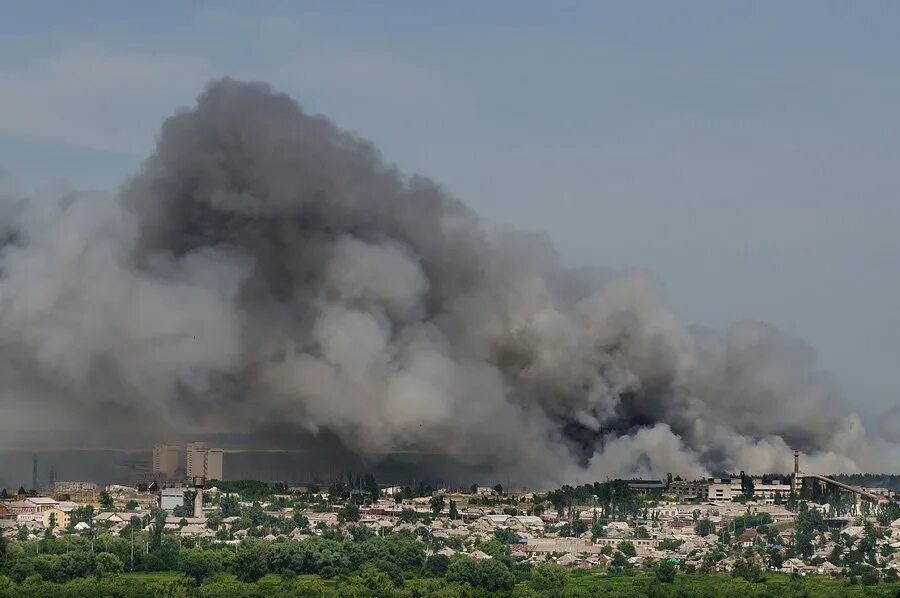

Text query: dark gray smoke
(0, 79), (878, 484)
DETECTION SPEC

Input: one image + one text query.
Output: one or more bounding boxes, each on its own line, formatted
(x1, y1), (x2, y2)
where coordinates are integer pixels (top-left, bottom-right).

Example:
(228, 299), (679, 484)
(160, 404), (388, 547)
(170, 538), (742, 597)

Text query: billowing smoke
(0, 79), (880, 484)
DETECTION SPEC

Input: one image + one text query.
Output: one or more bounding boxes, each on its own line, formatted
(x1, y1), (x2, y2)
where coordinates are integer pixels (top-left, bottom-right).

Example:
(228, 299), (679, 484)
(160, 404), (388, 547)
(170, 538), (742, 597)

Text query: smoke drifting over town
(0, 79), (880, 485)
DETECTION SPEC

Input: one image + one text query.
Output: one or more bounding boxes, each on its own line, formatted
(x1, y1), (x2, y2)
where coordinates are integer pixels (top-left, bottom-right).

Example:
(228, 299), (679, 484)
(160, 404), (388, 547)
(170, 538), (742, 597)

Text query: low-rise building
(160, 487), (186, 511)
(707, 478), (792, 502)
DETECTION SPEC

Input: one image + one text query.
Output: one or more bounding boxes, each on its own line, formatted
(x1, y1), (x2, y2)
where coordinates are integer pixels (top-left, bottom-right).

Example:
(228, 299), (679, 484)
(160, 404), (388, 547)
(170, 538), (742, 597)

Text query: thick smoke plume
(0, 79), (879, 484)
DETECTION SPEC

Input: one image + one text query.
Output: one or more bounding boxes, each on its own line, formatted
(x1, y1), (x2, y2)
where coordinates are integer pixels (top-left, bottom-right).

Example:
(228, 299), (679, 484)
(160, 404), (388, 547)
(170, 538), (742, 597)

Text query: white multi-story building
(707, 478), (793, 502)
(186, 442), (223, 480)
(152, 444), (180, 478)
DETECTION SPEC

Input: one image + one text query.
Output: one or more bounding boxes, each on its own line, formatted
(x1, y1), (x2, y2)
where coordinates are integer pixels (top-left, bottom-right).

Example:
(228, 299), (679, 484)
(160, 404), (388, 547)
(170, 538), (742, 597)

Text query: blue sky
(1, 1), (899, 432)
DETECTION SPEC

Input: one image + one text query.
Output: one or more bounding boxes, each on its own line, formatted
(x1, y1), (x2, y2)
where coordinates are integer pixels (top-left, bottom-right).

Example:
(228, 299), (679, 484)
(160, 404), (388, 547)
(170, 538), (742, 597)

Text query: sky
(1, 1), (898, 436)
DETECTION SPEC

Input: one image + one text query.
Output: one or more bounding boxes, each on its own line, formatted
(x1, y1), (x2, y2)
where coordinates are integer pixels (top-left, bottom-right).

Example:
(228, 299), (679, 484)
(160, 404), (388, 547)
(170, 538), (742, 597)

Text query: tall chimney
(793, 450), (800, 492)
(193, 476), (205, 519)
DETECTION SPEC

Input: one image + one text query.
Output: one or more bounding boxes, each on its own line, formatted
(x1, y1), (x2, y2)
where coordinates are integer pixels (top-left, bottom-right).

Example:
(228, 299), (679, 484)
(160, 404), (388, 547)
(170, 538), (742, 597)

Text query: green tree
(767, 547), (784, 569)
(423, 554), (450, 576)
(338, 502), (360, 523)
(429, 495), (445, 516)
(360, 565), (395, 595)
(657, 539), (683, 551)
(529, 563), (569, 597)
(149, 507), (166, 551)
(732, 558), (765, 583)
(449, 500), (459, 520)
(610, 551), (631, 570)
(99, 491), (114, 510)
(739, 471), (755, 500)
(124, 500), (139, 511)
(446, 557), (478, 586)
(696, 519), (716, 536)
(655, 559), (676, 583)
(617, 541), (636, 557)
(57, 551), (94, 581)
(232, 540), (268, 583)
(571, 519), (588, 537)
(94, 552), (124, 577)
(475, 558), (514, 592)
(493, 527), (520, 545)
(861, 568), (880, 586)
(219, 495), (241, 518)
(179, 547), (222, 584)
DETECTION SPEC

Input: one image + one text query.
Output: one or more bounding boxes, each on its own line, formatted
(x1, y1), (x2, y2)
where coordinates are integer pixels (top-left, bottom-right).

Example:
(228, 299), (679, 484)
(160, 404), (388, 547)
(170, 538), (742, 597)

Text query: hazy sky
(1, 1), (898, 433)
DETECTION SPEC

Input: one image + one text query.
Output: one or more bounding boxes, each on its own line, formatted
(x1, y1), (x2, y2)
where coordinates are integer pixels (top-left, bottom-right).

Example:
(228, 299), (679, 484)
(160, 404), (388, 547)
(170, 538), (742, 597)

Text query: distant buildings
(53, 481), (98, 494)
(185, 442), (223, 481)
(152, 444), (181, 478)
(153, 442), (224, 481)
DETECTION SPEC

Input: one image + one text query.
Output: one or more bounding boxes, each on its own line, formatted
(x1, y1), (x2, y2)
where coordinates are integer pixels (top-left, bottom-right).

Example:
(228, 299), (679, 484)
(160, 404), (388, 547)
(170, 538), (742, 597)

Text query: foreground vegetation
(3, 568), (900, 597)
(4, 529), (900, 597)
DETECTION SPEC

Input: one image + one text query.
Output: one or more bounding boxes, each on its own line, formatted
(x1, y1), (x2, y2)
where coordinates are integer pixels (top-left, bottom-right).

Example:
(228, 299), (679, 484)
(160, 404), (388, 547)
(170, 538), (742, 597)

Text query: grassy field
(120, 571), (185, 582)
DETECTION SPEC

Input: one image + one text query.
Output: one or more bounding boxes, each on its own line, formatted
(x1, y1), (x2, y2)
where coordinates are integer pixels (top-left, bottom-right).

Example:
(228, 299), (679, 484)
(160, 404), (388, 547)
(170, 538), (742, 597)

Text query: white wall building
(707, 478), (792, 502)
(160, 487), (186, 511)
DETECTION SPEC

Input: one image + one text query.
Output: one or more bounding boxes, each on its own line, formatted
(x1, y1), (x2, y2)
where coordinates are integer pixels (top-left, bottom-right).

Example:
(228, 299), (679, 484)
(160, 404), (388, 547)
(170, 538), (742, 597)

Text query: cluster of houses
(0, 494), (81, 532)
(7, 479), (900, 577)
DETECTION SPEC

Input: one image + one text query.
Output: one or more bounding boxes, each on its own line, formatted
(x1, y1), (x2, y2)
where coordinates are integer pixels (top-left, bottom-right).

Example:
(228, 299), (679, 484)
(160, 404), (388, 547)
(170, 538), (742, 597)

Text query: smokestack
(193, 476), (205, 519)
(793, 450), (800, 492)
